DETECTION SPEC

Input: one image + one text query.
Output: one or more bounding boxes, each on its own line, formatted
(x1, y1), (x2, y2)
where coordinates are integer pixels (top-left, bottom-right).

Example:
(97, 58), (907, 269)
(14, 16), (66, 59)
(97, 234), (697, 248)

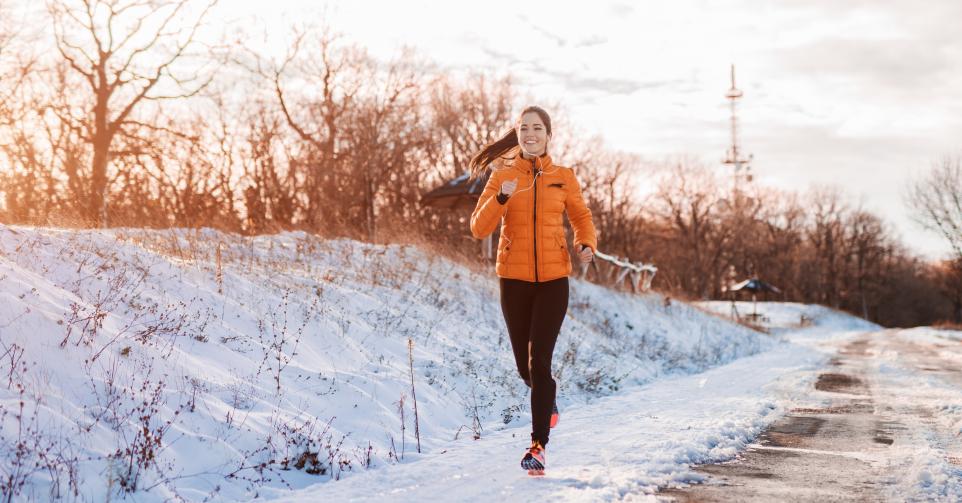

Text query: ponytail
(468, 127), (518, 180)
(468, 106), (553, 180)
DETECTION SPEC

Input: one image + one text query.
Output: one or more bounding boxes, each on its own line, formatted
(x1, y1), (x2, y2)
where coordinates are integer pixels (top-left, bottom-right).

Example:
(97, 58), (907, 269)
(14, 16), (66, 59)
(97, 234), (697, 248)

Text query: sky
(35, 0), (962, 259)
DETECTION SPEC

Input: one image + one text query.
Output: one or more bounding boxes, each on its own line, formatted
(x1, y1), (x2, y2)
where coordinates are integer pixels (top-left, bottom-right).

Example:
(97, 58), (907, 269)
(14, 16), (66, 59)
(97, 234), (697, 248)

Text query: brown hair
(468, 106), (552, 179)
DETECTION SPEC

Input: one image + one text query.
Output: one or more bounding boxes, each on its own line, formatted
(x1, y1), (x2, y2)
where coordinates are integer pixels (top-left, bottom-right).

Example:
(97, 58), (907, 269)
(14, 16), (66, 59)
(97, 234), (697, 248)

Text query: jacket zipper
(533, 158), (539, 282)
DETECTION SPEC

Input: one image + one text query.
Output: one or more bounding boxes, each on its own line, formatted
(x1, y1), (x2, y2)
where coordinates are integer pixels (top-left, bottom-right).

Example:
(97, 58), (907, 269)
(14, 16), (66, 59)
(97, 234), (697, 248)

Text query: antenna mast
(722, 64), (753, 198)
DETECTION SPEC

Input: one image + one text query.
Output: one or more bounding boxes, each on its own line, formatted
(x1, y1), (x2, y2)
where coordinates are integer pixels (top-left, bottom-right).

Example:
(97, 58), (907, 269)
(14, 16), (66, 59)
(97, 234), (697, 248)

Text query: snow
(3, 225), (957, 501)
(0, 226), (771, 501)
(899, 326), (962, 343)
(271, 344), (822, 502)
(869, 334), (962, 502)
(694, 300), (881, 336)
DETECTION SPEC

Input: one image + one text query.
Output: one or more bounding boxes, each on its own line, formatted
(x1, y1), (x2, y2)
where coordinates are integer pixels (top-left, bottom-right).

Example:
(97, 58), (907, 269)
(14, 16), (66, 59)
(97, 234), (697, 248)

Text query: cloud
(512, 16), (607, 49)
(608, 2), (635, 17)
(775, 37), (954, 91)
(546, 71), (676, 95)
(742, 121), (955, 255)
(480, 46), (526, 67)
(574, 35), (607, 48)
(517, 16), (569, 48)
(756, 0), (962, 95)
(480, 46), (677, 96)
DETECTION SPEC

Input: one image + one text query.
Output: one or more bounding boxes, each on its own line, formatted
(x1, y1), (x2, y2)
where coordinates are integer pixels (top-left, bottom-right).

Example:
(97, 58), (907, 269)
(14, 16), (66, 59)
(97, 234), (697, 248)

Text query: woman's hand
(500, 178), (518, 197)
(578, 245), (594, 264)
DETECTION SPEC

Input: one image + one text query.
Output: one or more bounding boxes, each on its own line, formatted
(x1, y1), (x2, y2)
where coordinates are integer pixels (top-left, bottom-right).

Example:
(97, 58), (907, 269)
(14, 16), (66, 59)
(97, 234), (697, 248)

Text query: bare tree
(907, 156), (962, 260)
(578, 148), (646, 259)
(934, 258), (962, 323)
(49, 0), (220, 226)
(129, 114), (240, 228)
(240, 105), (298, 233)
(0, 1), (51, 223)
(342, 48), (426, 241)
(650, 158), (726, 297)
(0, 0), (23, 125)
(259, 26), (366, 233)
(418, 72), (517, 253)
(844, 208), (888, 320)
(715, 182), (766, 291)
(804, 186), (848, 308)
(426, 73), (515, 181)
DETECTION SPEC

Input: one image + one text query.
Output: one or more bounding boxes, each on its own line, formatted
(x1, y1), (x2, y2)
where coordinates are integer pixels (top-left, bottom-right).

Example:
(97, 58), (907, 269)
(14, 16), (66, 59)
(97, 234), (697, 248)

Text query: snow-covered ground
(900, 325), (962, 342)
(694, 300), (880, 338)
(835, 328), (962, 501)
(0, 226), (778, 501)
(278, 301), (884, 501)
(273, 343), (822, 502)
(8, 225), (953, 502)
(870, 332), (962, 502)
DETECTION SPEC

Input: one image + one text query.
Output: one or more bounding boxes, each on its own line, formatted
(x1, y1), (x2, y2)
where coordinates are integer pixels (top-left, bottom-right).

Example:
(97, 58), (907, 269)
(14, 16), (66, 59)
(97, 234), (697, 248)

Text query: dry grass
(933, 320), (962, 331)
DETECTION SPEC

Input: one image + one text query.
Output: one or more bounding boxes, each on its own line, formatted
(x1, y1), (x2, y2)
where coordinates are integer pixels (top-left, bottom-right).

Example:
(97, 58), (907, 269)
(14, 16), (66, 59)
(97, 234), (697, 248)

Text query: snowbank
(274, 344), (823, 502)
(695, 300), (880, 337)
(0, 226), (772, 501)
(899, 326), (962, 342)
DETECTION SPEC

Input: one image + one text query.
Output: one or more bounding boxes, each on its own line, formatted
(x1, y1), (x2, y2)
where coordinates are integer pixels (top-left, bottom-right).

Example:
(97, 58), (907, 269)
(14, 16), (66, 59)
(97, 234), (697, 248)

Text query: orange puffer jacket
(471, 152), (598, 283)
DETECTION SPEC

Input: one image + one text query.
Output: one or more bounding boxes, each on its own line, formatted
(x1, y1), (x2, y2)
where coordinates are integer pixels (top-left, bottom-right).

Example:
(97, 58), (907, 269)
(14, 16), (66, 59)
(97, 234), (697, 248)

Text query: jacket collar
(504, 147), (553, 175)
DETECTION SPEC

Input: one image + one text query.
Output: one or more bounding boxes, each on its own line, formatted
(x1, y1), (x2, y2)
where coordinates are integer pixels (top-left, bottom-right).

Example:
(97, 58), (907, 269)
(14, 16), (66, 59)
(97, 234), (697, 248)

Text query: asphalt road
(660, 330), (962, 502)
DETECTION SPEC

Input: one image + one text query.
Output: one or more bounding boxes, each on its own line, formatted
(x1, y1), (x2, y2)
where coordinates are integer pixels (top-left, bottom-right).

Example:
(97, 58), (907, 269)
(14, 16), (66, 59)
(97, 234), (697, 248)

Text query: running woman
(469, 106), (597, 475)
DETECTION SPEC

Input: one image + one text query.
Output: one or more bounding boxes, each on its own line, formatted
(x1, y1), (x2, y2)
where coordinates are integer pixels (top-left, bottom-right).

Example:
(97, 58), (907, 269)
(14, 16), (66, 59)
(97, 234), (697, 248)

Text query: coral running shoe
(521, 440), (546, 476)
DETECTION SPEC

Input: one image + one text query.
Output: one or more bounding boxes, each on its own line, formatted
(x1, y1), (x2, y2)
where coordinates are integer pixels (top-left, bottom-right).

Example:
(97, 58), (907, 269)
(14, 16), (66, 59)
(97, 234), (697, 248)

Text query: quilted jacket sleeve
(470, 170), (507, 239)
(565, 168), (598, 252)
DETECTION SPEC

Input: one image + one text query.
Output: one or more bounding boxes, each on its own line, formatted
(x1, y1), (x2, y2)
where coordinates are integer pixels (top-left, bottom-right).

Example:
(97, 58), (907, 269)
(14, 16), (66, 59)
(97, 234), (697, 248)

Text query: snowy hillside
(278, 300), (881, 501)
(0, 226), (774, 501)
(694, 300), (881, 336)
(900, 326), (962, 342)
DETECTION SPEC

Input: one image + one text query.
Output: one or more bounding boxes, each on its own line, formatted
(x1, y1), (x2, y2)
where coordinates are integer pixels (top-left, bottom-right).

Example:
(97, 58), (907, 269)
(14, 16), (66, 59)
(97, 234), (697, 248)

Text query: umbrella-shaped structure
(725, 277), (781, 318)
(728, 278), (781, 294)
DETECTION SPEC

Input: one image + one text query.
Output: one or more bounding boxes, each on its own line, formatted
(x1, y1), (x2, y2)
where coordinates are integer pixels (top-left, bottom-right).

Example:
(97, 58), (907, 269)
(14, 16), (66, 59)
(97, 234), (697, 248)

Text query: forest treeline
(0, 1), (959, 327)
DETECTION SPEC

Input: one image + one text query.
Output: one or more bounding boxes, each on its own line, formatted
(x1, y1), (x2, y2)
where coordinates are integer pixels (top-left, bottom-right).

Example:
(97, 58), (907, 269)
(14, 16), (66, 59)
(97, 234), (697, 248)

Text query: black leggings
(499, 277), (569, 446)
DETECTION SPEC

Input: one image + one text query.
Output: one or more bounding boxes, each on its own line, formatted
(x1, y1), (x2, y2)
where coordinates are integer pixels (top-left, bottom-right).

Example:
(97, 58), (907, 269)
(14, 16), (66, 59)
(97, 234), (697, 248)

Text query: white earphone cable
(504, 154), (562, 198)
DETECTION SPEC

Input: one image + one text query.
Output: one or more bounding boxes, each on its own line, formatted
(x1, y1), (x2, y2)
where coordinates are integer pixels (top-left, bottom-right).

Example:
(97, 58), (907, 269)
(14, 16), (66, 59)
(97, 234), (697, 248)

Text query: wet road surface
(660, 330), (962, 502)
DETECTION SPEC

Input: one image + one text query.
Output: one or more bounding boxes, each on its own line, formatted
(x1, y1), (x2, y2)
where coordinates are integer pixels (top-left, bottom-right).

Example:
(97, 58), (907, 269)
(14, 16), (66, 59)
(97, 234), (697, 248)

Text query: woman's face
(517, 111), (548, 157)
